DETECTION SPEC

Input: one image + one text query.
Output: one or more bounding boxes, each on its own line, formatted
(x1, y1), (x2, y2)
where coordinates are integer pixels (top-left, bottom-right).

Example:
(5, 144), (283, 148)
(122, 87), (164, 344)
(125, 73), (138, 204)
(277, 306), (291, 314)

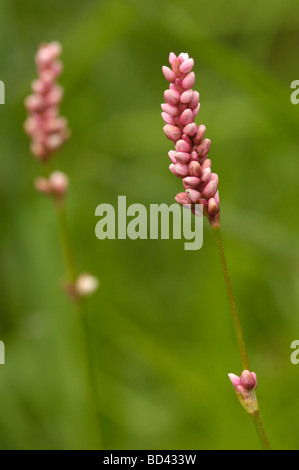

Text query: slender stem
(213, 227), (250, 370)
(251, 412), (271, 450)
(55, 198), (77, 283)
(53, 196), (102, 448)
(213, 226), (271, 450)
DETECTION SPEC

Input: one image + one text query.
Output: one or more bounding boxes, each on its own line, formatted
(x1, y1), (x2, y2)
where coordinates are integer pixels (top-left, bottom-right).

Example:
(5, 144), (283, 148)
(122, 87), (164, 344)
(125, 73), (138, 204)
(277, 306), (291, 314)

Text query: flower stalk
(25, 41), (102, 448)
(162, 52), (271, 450)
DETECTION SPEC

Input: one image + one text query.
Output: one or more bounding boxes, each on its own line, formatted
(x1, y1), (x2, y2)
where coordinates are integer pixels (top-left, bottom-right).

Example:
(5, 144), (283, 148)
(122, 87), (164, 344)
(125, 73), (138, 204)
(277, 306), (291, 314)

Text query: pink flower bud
(193, 124), (206, 144)
(183, 176), (201, 188)
(168, 52), (177, 65)
(169, 164), (178, 176)
(162, 66), (175, 82)
(180, 90), (193, 104)
(183, 122), (197, 136)
(202, 180), (217, 199)
(190, 91), (199, 109)
(175, 192), (191, 205)
(161, 103), (178, 116)
(228, 373), (241, 389)
(240, 370), (257, 391)
(179, 58), (194, 74)
(161, 112), (175, 125)
(174, 163), (189, 177)
(192, 103), (200, 117)
(180, 108), (194, 126)
(175, 139), (190, 152)
(174, 152), (190, 164)
(168, 150), (177, 164)
(208, 198), (219, 215)
(49, 171), (69, 196)
(188, 161), (201, 177)
(196, 138), (211, 158)
(181, 72), (195, 89)
(185, 189), (201, 203)
(163, 125), (182, 142)
(164, 89), (180, 105)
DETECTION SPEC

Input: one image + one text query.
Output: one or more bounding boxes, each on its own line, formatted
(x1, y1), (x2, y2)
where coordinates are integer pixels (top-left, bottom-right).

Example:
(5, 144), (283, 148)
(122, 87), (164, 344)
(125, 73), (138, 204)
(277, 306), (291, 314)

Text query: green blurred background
(0, 0), (298, 450)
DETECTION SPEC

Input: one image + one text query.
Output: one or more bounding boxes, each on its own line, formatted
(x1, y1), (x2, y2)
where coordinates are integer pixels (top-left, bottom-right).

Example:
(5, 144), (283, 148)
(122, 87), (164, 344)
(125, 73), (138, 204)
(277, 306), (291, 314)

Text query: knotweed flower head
(24, 41), (70, 161)
(228, 370), (259, 415)
(162, 52), (220, 228)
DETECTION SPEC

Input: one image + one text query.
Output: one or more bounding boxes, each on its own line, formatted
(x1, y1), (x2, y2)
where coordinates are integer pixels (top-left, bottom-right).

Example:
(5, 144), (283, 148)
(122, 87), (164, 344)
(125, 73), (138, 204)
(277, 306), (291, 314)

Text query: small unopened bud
(75, 273), (99, 297)
(240, 370), (257, 391)
(49, 171), (69, 196)
(228, 371), (259, 415)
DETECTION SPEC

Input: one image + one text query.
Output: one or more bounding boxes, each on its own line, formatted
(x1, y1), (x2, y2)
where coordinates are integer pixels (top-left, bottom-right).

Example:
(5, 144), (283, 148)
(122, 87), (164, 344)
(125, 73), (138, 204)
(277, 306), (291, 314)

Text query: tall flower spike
(162, 52), (220, 228)
(24, 41), (70, 161)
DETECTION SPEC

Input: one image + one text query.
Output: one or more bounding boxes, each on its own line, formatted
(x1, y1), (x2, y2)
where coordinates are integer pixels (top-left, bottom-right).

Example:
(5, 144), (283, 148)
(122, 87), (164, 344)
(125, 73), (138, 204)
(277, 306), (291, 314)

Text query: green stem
(251, 412), (271, 450)
(54, 196), (102, 448)
(213, 227), (250, 370)
(213, 226), (270, 450)
(55, 198), (77, 283)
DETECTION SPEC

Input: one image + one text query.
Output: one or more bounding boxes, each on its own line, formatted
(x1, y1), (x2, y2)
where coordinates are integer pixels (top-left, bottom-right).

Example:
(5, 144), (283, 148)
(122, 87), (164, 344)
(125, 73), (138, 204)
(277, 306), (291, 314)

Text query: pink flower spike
(161, 52), (220, 226)
(25, 41), (70, 161)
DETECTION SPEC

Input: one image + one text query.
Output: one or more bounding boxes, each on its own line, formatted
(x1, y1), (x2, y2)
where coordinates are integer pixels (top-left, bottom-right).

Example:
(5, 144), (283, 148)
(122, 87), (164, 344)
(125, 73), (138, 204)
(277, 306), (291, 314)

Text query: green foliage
(0, 0), (299, 450)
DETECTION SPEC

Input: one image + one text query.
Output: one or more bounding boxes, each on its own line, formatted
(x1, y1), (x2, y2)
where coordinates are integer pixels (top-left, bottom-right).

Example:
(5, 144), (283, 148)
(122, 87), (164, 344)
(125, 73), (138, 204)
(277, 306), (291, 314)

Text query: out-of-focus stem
(53, 196), (102, 448)
(55, 198), (77, 283)
(213, 226), (271, 450)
